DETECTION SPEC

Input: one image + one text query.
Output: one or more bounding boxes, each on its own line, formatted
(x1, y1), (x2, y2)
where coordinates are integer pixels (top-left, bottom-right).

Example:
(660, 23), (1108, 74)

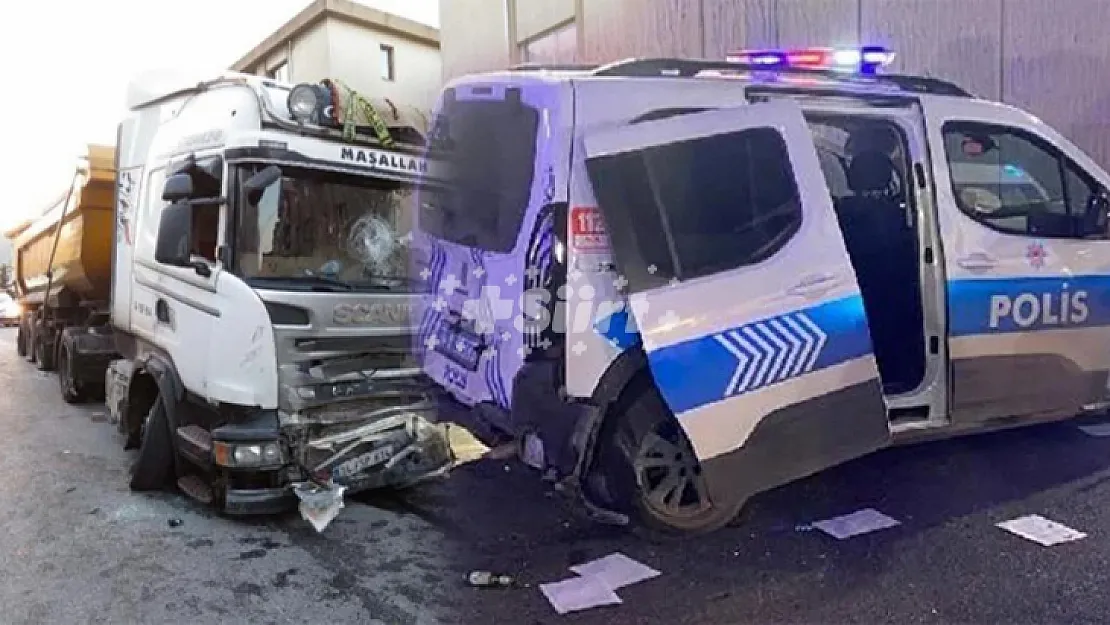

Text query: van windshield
(419, 98), (539, 253)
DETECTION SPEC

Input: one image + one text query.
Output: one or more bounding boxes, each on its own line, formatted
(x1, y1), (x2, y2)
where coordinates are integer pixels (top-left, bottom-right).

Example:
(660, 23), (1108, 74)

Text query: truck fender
(132, 354), (186, 478)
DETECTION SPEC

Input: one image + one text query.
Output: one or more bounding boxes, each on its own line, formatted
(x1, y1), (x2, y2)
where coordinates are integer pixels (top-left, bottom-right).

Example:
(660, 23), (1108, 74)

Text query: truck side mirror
(244, 165), (282, 206)
(163, 173), (194, 202)
(155, 201), (194, 267)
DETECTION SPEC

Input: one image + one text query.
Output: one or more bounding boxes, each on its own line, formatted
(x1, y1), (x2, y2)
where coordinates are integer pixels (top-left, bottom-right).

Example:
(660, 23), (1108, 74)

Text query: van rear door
(583, 101), (890, 502)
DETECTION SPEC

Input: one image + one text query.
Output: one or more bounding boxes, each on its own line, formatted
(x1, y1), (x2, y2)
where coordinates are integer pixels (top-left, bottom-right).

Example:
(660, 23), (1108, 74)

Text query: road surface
(3, 327), (1110, 624)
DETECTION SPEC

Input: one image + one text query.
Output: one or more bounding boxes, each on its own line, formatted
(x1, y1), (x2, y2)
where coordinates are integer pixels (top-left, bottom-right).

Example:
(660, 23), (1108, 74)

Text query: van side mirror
(163, 173), (194, 202)
(155, 201), (194, 267)
(244, 165), (282, 206)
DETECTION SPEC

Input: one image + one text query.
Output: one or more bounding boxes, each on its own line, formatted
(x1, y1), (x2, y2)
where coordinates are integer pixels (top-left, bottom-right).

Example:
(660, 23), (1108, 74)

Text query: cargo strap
(333, 79), (394, 148)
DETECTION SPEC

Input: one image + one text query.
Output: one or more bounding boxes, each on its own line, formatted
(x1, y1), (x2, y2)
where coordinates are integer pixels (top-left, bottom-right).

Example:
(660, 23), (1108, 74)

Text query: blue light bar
(726, 45), (896, 75)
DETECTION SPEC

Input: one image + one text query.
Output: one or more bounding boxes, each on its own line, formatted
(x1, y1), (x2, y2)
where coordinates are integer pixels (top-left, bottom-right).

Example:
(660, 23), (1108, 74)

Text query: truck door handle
(956, 254), (997, 271)
(788, 273), (840, 297)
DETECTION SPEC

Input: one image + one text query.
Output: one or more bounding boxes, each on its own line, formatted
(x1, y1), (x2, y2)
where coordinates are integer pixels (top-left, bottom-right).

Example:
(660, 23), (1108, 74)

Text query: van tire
(593, 373), (741, 540)
(130, 397), (175, 491)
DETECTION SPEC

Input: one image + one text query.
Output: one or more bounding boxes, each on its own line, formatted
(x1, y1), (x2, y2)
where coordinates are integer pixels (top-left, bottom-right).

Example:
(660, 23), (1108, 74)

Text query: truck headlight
(288, 84), (322, 123)
(213, 441), (284, 468)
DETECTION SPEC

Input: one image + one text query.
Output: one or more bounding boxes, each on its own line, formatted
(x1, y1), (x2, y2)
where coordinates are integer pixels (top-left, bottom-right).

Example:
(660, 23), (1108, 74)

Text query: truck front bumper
(216, 405), (454, 516)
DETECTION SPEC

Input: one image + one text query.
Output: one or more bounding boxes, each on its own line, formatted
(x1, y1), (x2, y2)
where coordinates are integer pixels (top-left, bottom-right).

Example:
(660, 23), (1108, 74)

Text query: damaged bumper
(221, 403), (454, 516)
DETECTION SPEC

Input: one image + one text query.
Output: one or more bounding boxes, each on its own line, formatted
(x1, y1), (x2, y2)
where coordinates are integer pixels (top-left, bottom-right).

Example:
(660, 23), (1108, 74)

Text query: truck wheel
(130, 397), (175, 491)
(57, 341), (86, 404)
(593, 374), (741, 540)
(35, 330), (55, 371)
(25, 321), (36, 363)
(15, 321), (26, 358)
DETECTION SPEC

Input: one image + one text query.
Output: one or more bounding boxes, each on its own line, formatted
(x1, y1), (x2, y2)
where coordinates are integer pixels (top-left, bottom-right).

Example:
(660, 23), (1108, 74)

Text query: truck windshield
(233, 164), (418, 292)
(418, 98), (539, 253)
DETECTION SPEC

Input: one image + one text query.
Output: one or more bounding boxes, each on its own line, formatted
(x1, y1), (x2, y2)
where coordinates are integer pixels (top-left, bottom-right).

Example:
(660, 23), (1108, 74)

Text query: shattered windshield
(234, 164), (417, 292)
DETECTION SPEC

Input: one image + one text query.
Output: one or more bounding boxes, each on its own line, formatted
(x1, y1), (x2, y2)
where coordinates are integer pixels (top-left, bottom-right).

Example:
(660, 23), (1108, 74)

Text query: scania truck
(7, 70), (453, 516)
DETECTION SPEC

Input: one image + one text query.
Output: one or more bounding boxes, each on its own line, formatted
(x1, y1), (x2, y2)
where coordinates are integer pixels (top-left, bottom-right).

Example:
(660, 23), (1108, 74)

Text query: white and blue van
(413, 47), (1110, 537)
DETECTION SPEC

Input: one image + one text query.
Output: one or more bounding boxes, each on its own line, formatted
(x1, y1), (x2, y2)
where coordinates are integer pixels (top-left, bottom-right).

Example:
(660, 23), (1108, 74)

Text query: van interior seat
(833, 151), (925, 396)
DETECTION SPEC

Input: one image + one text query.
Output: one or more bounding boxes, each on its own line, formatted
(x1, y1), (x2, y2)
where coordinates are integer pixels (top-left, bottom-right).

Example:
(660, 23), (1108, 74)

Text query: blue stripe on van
(946, 275), (1110, 336)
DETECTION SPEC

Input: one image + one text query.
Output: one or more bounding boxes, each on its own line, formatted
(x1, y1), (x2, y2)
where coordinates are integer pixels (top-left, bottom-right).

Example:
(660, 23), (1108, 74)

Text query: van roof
(457, 57), (974, 101)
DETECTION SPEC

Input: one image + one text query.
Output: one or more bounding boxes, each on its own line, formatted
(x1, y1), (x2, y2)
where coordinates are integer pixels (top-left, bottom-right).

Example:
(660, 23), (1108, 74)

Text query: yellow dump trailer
(3, 145), (119, 377)
(4, 145), (116, 308)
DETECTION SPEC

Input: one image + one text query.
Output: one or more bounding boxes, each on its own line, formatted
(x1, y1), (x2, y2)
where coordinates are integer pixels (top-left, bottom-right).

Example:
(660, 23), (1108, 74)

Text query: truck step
(176, 475), (214, 505)
(175, 425), (213, 470)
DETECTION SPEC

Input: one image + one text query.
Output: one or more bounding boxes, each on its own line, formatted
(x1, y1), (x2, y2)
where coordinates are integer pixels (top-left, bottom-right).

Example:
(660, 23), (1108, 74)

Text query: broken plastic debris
(540, 575), (622, 615)
(467, 571), (514, 588)
(569, 553), (660, 591)
(167, 518), (183, 528)
(293, 481), (347, 533)
(997, 514), (1086, 546)
(812, 508), (900, 539)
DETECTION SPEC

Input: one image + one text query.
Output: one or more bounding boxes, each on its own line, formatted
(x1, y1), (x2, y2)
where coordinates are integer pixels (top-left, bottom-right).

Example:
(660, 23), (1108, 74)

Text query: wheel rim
(633, 423), (711, 519)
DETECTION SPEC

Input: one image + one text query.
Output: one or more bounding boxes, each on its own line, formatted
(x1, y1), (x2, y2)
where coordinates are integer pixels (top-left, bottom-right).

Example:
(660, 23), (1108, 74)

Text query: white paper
(812, 508), (901, 539)
(997, 514), (1087, 546)
(539, 576), (622, 615)
(1078, 422), (1110, 437)
(569, 553), (660, 590)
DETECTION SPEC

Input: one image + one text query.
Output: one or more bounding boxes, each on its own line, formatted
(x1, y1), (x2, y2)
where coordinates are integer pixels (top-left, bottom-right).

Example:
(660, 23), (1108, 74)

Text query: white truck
(51, 70), (451, 515)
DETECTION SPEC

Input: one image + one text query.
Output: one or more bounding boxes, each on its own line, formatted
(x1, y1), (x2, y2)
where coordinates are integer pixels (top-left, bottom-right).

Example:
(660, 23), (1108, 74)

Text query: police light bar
(726, 46), (896, 75)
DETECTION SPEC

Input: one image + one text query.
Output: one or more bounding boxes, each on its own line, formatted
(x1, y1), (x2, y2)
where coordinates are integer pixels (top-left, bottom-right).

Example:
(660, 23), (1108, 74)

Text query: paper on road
(997, 514), (1087, 546)
(1078, 422), (1110, 437)
(812, 508), (901, 539)
(569, 552), (661, 590)
(539, 575), (623, 615)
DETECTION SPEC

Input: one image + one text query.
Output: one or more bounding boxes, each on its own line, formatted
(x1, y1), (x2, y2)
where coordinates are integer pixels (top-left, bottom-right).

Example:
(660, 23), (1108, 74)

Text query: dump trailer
(5, 145), (118, 397)
(5, 71), (455, 524)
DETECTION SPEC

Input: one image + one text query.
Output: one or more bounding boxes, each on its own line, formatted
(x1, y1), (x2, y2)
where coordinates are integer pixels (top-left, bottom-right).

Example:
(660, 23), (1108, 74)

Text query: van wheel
(130, 397), (175, 491)
(594, 375), (740, 540)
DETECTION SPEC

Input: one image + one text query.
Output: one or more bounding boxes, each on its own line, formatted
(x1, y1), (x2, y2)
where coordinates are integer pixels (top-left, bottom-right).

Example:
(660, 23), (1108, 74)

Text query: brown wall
(440, 0), (1110, 169)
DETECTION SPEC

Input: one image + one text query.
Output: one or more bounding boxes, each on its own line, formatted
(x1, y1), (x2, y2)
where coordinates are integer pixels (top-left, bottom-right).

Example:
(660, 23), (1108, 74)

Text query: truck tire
(15, 320), (27, 358)
(57, 340), (86, 404)
(592, 373), (741, 541)
(130, 397), (175, 491)
(35, 329), (55, 371)
(24, 320), (36, 364)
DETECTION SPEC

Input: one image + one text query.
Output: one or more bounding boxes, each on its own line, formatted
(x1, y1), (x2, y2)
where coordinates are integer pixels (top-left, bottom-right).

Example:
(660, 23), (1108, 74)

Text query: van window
(420, 99), (539, 253)
(587, 126), (801, 288)
(942, 121), (1104, 239)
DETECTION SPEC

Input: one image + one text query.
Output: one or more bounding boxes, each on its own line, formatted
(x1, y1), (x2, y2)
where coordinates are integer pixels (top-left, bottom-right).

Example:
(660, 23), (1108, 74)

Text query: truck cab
(414, 47), (1110, 537)
(104, 71), (453, 516)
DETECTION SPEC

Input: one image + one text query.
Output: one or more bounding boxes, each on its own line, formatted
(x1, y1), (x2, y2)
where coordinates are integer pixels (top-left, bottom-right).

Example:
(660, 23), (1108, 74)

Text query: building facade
(232, 0), (442, 111)
(439, 0), (1110, 169)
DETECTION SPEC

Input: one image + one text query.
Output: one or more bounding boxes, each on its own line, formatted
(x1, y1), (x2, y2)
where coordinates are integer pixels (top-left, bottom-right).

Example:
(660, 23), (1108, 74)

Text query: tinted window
(587, 127), (801, 290)
(943, 122), (1104, 238)
(420, 99), (539, 253)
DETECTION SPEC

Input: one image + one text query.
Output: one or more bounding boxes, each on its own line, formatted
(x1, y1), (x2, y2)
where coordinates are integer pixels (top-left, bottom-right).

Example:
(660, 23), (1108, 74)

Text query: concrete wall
(439, 0), (1110, 169)
(244, 19), (442, 110)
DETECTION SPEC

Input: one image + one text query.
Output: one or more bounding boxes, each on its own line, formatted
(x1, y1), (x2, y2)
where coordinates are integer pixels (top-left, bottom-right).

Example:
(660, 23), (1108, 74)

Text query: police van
(414, 47), (1110, 537)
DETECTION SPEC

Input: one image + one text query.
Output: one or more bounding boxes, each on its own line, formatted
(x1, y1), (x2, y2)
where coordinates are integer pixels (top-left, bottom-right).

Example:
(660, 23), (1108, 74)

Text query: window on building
(586, 127), (802, 288)
(943, 121), (1107, 239)
(268, 61), (290, 83)
(520, 21), (577, 65)
(380, 44), (396, 81)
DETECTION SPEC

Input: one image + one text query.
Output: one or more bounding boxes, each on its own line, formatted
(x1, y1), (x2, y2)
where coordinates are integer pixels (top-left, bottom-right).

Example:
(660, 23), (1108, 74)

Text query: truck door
(582, 101), (890, 503)
(930, 101), (1110, 423)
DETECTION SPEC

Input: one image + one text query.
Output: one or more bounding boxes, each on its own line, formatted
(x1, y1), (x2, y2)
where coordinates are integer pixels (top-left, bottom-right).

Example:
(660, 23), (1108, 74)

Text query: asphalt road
(5, 326), (1110, 624)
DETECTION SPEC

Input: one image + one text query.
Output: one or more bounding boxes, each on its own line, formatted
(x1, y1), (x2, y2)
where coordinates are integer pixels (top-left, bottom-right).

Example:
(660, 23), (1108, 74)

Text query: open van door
(583, 102), (890, 514)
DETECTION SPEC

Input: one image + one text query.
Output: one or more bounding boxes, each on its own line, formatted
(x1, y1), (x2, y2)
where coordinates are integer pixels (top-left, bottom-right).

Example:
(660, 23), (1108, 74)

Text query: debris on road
(812, 508), (901, 539)
(569, 553), (660, 591)
(540, 575), (622, 615)
(167, 518), (183, 528)
(996, 514), (1086, 546)
(1078, 422), (1110, 437)
(541, 553), (660, 615)
(467, 571), (514, 588)
(293, 481), (347, 533)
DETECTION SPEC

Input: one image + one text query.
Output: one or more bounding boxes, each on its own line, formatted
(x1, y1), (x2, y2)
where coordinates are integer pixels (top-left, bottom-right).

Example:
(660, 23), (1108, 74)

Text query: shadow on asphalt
(363, 416), (1110, 623)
